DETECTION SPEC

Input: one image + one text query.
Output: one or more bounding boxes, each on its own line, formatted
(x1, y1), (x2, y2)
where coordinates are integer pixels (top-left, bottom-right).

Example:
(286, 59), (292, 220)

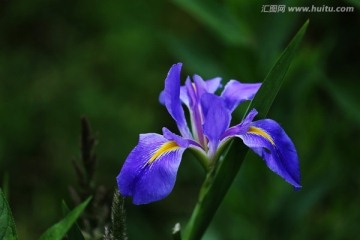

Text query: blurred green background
(0, 0), (359, 239)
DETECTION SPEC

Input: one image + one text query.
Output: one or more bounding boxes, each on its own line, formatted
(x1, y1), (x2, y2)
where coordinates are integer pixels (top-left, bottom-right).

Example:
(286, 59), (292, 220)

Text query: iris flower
(117, 63), (300, 204)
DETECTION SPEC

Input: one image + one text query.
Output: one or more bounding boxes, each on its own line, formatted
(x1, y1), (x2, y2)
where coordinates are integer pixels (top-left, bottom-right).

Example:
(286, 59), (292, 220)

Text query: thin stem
(183, 140), (248, 240)
(188, 147), (210, 172)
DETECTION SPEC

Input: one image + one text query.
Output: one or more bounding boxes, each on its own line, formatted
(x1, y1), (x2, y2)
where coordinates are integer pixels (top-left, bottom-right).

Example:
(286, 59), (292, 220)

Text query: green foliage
(0, 189), (17, 240)
(38, 197), (91, 240)
(61, 201), (85, 240)
(247, 20), (309, 119)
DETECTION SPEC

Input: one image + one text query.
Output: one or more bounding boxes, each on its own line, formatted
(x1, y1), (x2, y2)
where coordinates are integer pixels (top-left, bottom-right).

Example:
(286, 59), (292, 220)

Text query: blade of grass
(248, 19), (309, 119)
(183, 20), (309, 240)
(61, 201), (85, 240)
(38, 197), (91, 240)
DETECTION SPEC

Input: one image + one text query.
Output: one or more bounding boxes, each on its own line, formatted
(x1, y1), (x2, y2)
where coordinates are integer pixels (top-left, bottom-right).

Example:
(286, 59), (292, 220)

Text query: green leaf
(38, 197), (91, 240)
(0, 188), (18, 240)
(183, 20), (309, 240)
(248, 19), (309, 119)
(172, 0), (252, 46)
(61, 201), (85, 240)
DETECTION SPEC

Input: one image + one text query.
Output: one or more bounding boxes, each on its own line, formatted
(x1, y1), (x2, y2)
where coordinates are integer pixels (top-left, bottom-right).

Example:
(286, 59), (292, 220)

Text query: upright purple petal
(179, 76), (192, 108)
(221, 80), (261, 112)
(179, 75), (222, 107)
(117, 133), (187, 204)
(205, 77), (222, 93)
(238, 119), (301, 188)
(201, 93), (231, 157)
(163, 63), (191, 138)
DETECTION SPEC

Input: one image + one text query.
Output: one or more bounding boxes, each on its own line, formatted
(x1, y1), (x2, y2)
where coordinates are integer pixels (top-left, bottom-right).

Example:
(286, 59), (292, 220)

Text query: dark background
(0, 0), (359, 239)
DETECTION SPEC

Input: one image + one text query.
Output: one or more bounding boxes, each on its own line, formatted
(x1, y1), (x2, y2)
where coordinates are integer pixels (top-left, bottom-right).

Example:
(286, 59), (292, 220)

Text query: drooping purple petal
(201, 93), (231, 157)
(163, 63), (191, 138)
(117, 133), (186, 204)
(238, 119), (301, 188)
(221, 80), (261, 112)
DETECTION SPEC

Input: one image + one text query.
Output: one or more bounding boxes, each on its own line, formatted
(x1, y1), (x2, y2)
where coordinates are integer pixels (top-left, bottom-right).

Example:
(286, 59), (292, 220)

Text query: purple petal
(221, 80), (261, 112)
(163, 127), (204, 151)
(183, 77), (209, 147)
(161, 74), (222, 109)
(179, 76), (192, 107)
(221, 108), (258, 140)
(239, 120), (301, 188)
(205, 77), (222, 93)
(201, 93), (231, 157)
(159, 91), (166, 105)
(179, 75), (222, 108)
(180, 75), (208, 110)
(163, 63), (191, 138)
(193, 75), (208, 97)
(117, 133), (186, 204)
(162, 127), (190, 148)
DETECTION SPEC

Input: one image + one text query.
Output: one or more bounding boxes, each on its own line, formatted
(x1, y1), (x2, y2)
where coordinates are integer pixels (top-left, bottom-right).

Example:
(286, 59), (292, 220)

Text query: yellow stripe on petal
(147, 141), (180, 165)
(247, 126), (275, 145)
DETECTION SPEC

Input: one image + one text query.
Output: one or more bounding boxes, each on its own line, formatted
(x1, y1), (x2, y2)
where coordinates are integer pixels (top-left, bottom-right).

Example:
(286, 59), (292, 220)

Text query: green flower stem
(183, 140), (248, 240)
(189, 148), (211, 172)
